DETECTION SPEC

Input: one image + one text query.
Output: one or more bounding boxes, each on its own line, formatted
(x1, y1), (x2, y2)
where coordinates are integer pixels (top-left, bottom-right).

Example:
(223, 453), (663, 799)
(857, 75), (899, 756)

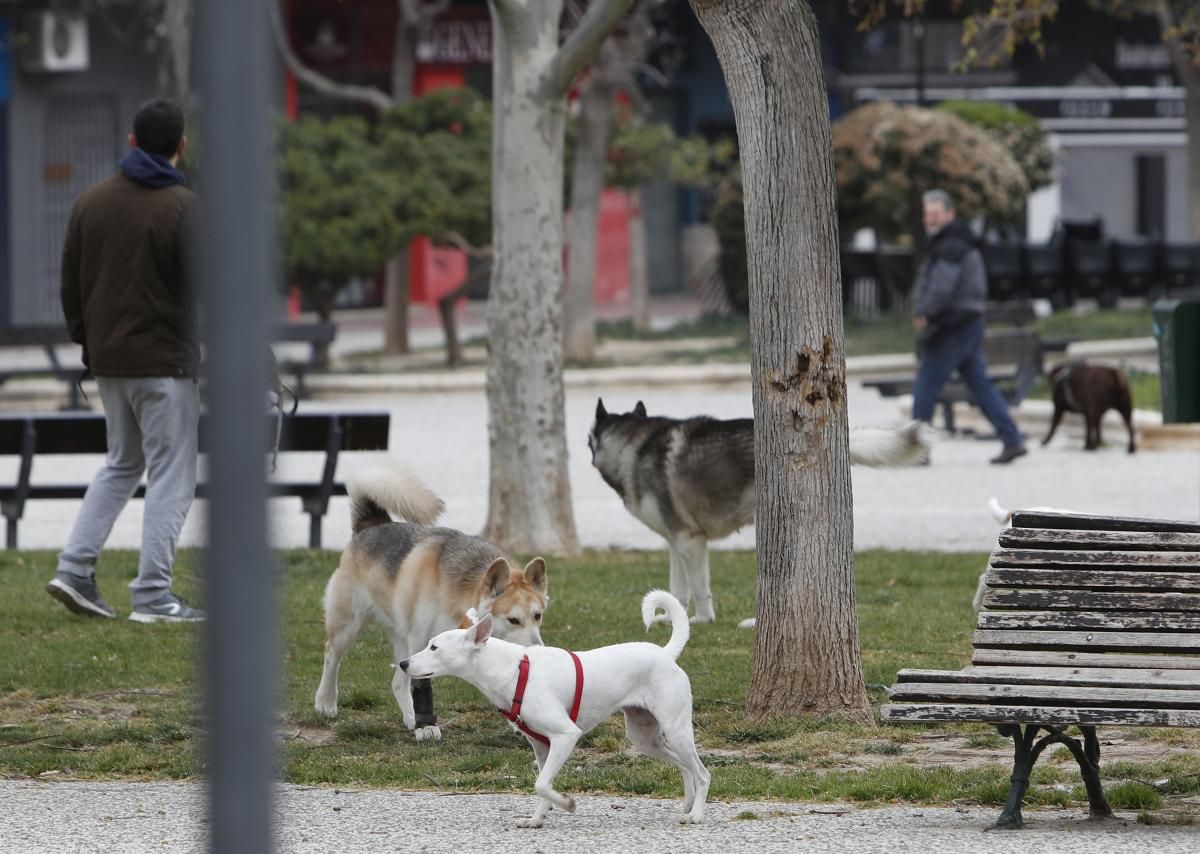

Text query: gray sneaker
(47, 572), (116, 619)
(129, 593), (207, 624)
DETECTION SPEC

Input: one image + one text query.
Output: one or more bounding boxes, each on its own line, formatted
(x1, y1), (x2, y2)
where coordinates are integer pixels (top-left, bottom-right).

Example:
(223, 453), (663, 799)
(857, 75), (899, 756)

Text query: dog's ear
(482, 558), (511, 598)
(633, 400), (647, 418)
(523, 556), (548, 595)
(595, 398), (607, 421)
(472, 613), (493, 646)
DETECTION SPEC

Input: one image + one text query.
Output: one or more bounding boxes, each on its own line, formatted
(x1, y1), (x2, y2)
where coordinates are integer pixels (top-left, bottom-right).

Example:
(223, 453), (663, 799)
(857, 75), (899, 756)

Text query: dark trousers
(912, 317), (1023, 449)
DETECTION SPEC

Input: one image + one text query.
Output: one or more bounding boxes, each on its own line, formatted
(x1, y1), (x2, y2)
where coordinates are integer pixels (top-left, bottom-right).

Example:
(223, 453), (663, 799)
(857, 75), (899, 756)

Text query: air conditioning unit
(21, 11), (90, 73)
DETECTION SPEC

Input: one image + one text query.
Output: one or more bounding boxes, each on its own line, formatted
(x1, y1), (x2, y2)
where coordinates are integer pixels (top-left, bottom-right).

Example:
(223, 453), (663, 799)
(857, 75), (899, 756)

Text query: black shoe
(47, 572), (116, 618)
(990, 445), (1028, 465)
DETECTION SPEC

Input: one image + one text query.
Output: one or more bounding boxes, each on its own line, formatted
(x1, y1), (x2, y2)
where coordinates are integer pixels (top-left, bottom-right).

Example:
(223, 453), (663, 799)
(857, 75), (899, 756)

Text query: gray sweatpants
(57, 376), (200, 606)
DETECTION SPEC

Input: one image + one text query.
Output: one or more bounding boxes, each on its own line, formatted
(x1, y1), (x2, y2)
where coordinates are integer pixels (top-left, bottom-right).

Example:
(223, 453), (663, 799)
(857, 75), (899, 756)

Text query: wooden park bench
(882, 510), (1200, 829)
(863, 325), (1045, 432)
(0, 322), (336, 409)
(0, 409), (388, 550)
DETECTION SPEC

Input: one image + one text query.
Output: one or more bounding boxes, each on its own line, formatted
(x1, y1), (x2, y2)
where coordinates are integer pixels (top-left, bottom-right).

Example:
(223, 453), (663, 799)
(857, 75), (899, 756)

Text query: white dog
(400, 590), (710, 828)
(974, 498), (1076, 610)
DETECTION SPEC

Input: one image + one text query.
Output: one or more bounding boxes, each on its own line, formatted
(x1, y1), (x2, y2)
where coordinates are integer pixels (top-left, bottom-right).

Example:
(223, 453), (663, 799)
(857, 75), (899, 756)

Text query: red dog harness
(498, 652), (583, 746)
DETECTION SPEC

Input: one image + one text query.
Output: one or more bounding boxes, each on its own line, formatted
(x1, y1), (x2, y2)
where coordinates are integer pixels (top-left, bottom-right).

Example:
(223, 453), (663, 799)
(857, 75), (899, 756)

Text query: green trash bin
(1152, 299), (1200, 423)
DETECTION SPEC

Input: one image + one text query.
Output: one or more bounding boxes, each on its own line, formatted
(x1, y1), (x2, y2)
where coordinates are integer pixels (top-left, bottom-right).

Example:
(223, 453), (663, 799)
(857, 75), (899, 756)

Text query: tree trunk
(627, 188), (650, 331)
(484, 0), (580, 556)
(563, 49), (619, 363)
(691, 0), (870, 722)
(384, 17), (419, 355)
(1156, 1), (1200, 239)
(1187, 89), (1200, 240)
(384, 251), (411, 354)
(157, 0), (192, 104)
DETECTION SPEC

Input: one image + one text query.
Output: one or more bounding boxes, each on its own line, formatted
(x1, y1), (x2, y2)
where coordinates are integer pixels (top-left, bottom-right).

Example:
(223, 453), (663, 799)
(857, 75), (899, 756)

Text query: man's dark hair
(133, 98), (185, 158)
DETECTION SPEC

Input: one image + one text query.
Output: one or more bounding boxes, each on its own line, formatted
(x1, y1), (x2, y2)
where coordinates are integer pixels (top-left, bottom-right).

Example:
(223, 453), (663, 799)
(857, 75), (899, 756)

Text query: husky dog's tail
(988, 497), (1013, 525)
(347, 456), (444, 534)
(849, 420), (931, 467)
(642, 590), (690, 660)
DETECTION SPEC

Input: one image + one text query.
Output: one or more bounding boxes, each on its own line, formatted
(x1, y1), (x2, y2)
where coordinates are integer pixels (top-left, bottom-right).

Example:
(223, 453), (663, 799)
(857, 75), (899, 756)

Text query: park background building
(0, 0), (1192, 326)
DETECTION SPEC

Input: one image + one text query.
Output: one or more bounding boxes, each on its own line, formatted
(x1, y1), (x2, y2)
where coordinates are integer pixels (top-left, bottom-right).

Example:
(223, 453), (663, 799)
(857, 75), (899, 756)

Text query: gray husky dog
(588, 399), (929, 624)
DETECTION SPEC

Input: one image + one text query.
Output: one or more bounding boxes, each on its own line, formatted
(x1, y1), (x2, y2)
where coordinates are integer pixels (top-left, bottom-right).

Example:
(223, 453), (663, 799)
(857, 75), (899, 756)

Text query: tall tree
(482, 0), (635, 555)
(267, 0), (452, 353)
(690, 0), (870, 721)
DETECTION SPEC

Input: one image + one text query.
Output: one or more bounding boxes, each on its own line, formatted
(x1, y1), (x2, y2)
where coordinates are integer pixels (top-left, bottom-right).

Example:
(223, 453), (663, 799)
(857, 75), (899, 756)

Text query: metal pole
(196, 1), (277, 852)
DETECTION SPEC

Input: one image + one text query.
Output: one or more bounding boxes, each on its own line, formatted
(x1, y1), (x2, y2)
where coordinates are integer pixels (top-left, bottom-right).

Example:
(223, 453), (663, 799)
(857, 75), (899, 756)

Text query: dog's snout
(398, 659), (409, 672)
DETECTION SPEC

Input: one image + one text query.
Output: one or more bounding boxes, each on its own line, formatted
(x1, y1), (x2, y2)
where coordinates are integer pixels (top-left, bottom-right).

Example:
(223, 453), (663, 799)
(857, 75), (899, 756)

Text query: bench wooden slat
(977, 610), (1200, 632)
(991, 548), (1200, 569)
(1011, 511), (1200, 534)
(985, 568), (1200, 592)
(881, 703), (1200, 727)
(971, 648), (1200, 669)
(889, 681), (1200, 708)
(999, 528), (1200, 552)
(982, 589), (1200, 612)
(973, 629), (1200, 654)
(0, 412), (390, 455)
(895, 666), (1200, 690)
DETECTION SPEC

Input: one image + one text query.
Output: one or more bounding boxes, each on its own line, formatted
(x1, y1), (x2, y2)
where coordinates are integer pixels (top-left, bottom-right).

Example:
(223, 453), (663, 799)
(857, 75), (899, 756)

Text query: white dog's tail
(988, 496), (1013, 525)
(642, 590), (690, 660)
(849, 421), (931, 467)
(348, 456), (444, 533)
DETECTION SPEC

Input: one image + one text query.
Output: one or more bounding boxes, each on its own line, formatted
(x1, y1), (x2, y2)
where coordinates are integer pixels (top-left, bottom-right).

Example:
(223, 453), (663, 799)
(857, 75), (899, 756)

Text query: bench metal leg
(308, 512), (322, 549)
(996, 724), (1038, 829)
(412, 678), (436, 728)
(4, 516), (15, 550)
(996, 723), (1113, 829)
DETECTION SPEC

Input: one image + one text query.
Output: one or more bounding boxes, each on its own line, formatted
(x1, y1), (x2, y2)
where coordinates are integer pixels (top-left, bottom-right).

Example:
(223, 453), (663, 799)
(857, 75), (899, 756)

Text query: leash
(498, 651), (584, 746)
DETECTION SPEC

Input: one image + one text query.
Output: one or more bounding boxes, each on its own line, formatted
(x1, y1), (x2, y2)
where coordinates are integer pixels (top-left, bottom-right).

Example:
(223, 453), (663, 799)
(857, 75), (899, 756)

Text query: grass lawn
(2, 548), (1198, 817)
(592, 307), (1157, 366)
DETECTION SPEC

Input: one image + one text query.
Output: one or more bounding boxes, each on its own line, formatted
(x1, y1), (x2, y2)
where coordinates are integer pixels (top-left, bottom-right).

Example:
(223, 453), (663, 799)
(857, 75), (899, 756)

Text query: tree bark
(627, 188), (650, 331)
(483, 0), (579, 555)
(384, 15), (418, 356)
(157, 0), (192, 104)
(1156, 1), (1200, 239)
(690, 0), (870, 722)
(564, 45), (620, 363)
(384, 252), (411, 354)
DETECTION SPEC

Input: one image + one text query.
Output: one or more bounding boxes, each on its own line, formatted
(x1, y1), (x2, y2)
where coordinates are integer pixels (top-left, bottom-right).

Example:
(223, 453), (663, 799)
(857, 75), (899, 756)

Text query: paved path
(1, 781), (1197, 854)
(6, 381), (1197, 555)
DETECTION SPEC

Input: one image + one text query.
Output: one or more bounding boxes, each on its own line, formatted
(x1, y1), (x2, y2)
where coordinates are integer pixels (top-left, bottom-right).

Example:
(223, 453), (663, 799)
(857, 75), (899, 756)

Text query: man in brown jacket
(47, 98), (205, 623)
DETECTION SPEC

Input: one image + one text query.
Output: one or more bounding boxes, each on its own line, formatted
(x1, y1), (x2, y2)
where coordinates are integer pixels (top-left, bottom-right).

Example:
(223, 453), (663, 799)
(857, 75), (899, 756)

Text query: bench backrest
(0, 412), (389, 456)
(974, 511), (1200, 671)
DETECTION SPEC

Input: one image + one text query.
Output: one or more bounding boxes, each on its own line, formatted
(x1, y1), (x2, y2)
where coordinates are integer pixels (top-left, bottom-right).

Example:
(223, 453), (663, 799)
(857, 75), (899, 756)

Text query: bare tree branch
(542, 0), (637, 98)
(440, 230), (493, 258)
(400, 0), (453, 26)
(267, 0), (395, 112)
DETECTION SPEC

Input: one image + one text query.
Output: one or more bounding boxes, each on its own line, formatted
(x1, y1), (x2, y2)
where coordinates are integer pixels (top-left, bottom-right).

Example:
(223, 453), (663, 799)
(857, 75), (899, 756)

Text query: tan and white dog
(314, 459), (550, 742)
(400, 590), (709, 828)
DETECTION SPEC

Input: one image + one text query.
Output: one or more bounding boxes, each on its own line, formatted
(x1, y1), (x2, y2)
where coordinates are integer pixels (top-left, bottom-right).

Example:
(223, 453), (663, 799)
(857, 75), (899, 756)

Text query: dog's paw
(313, 698), (339, 718)
(678, 813), (703, 825)
(414, 725), (441, 742)
(561, 795), (576, 814)
(689, 614), (715, 625)
(515, 818), (544, 829)
(737, 617), (756, 630)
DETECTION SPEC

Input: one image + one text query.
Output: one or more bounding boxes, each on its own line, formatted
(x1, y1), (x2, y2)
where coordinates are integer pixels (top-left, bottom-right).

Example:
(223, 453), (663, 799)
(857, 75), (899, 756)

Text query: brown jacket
(60, 172), (198, 377)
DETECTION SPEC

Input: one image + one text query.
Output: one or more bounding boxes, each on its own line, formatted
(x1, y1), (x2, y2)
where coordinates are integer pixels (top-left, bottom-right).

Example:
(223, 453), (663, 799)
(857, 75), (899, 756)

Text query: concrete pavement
(2, 780), (1198, 854)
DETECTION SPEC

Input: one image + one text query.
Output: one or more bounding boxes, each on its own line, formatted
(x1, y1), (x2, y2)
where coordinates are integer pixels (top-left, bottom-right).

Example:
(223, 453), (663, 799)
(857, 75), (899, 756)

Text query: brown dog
(1042, 363), (1135, 453)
